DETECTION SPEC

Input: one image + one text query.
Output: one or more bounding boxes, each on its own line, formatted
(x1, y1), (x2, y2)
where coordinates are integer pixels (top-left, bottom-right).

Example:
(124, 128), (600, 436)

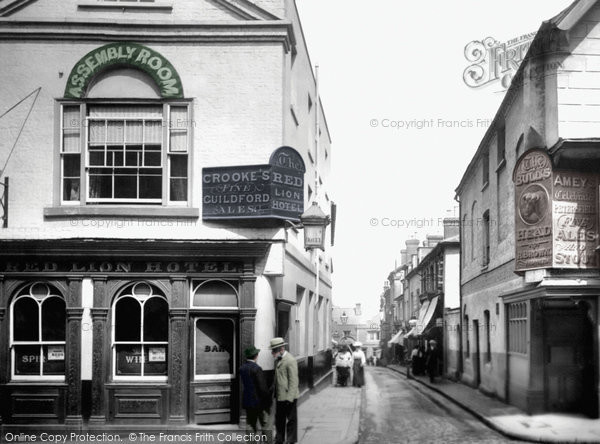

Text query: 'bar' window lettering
(10, 283), (66, 380)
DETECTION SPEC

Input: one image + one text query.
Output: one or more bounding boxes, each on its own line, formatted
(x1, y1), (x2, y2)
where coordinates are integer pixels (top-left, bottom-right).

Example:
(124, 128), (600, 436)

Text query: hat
(429, 339), (437, 344)
(353, 341), (362, 347)
(269, 337), (287, 350)
(244, 346), (260, 359)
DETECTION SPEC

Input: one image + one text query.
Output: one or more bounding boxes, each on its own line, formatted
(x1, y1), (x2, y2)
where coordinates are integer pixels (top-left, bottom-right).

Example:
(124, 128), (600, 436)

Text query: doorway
(190, 317), (237, 424)
(473, 319), (481, 387)
(544, 304), (596, 416)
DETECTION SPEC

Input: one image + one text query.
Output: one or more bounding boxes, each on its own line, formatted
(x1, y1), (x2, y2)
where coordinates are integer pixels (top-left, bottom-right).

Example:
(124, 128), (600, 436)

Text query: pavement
(297, 372), (361, 444)
(387, 364), (600, 443)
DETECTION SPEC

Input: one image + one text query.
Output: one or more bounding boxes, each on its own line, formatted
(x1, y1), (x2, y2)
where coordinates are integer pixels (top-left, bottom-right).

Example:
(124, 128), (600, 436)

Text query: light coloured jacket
(335, 351), (353, 368)
(275, 351), (299, 402)
(352, 349), (366, 367)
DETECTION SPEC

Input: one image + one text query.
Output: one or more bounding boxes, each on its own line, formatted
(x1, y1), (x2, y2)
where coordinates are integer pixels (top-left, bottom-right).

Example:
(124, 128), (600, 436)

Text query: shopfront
(0, 239), (270, 427)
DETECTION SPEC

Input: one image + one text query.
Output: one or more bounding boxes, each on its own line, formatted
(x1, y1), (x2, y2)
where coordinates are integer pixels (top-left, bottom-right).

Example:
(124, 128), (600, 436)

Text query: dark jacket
(240, 360), (270, 410)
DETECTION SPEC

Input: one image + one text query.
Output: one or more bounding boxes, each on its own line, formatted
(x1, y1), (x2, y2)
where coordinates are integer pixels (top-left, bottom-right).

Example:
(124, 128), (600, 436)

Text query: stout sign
(514, 149), (553, 271)
(203, 146), (305, 221)
(552, 171), (598, 268)
(514, 149), (600, 271)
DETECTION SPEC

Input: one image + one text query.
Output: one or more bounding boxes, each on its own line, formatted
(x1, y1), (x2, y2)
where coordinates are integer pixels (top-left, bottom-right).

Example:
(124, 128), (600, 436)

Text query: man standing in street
(239, 345), (271, 440)
(270, 337), (299, 444)
(425, 339), (440, 383)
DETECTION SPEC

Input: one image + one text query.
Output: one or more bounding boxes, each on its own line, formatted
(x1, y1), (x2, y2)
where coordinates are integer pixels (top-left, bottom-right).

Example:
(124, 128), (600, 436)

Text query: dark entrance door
(544, 305), (595, 416)
(473, 319), (481, 387)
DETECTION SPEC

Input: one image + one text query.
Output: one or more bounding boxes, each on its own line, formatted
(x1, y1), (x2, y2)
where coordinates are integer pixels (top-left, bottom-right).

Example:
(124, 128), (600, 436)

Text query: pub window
(112, 282), (168, 380)
(508, 302), (527, 355)
(60, 102), (189, 205)
(10, 283), (66, 380)
(191, 280), (238, 308)
(482, 210), (490, 267)
(195, 318), (235, 380)
(482, 150), (489, 187)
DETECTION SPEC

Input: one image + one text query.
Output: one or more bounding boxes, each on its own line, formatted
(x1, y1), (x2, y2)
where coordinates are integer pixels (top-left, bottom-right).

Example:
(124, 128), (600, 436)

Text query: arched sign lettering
(64, 42), (184, 99)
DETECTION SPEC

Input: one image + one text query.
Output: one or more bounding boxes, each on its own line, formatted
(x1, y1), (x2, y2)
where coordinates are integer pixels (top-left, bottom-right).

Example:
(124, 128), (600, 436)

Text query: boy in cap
(270, 337), (299, 444)
(239, 345), (271, 438)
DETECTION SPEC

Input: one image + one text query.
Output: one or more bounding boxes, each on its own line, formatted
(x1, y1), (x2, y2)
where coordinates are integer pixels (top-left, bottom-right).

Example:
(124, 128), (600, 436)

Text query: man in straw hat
(270, 337), (299, 444)
(239, 345), (271, 439)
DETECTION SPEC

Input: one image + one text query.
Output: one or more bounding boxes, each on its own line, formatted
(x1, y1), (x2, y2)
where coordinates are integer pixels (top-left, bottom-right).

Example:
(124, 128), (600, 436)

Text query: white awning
(420, 296), (439, 334)
(415, 300), (430, 334)
(387, 330), (405, 346)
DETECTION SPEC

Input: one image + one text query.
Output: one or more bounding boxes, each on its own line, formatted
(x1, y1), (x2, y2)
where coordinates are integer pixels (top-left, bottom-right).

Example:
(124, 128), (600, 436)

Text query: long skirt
(352, 362), (364, 387)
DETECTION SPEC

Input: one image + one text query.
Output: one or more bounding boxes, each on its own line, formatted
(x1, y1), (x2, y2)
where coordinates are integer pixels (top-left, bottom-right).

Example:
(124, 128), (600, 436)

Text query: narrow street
(359, 367), (523, 444)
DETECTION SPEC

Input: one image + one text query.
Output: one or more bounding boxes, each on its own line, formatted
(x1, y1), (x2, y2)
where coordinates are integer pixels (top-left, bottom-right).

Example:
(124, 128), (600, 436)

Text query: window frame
(190, 279), (239, 310)
(9, 283), (66, 382)
(57, 99), (192, 208)
(111, 282), (169, 382)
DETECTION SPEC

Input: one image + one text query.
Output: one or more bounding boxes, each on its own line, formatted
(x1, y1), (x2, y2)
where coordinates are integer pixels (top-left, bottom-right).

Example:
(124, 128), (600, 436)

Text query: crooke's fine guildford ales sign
(203, 146), (306, 222)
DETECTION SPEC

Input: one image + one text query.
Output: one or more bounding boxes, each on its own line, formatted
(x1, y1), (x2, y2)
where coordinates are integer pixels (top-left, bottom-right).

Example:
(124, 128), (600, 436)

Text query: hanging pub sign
(203, 146), (305, 222)
(514, 149), (553, 271)
(513, 148), (600, 272)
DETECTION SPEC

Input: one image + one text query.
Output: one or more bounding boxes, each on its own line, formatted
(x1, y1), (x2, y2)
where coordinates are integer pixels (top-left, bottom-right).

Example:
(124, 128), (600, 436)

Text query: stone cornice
(0, 20), (295, 52)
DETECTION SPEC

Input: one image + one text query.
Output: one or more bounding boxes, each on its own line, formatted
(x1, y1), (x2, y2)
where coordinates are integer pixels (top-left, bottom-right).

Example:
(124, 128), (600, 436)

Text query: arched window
(10, 283), (66, 380)
(112, 282), (168, 379)
(462, 213), (469, 259)
(192, 280), (238, 308)
(470, 201), (478, 261)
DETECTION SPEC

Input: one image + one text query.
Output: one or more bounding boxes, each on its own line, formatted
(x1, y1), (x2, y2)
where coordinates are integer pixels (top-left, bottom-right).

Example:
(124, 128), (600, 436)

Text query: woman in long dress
(352, 342), (366, 387)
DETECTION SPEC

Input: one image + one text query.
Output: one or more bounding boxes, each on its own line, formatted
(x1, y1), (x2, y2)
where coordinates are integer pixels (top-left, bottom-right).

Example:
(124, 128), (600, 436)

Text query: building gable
(0, 0), (283, 21)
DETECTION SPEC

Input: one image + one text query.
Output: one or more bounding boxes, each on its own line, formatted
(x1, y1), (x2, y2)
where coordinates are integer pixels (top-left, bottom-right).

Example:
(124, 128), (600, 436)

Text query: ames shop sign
(513, 149), (599, 271)
(203, 146), (306, 222)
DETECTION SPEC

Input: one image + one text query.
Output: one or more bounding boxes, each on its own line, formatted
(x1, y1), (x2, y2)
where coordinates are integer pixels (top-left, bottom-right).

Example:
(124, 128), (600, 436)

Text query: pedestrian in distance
(239, 345), (272, 440)
(425, 339), (440, 383)
(351, 341), (366, 387)
(270, 337), (299, 444)
(410, 345), (421, 376)
(335, 345), (353, 387)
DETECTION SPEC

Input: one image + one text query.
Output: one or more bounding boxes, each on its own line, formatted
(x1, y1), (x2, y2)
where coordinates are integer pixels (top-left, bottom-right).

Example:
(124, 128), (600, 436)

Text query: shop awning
(406, 327), (418, 338)
(387, 330), (405, 346)
(421, 296), (439, 334)
(414, 300), (430, 335)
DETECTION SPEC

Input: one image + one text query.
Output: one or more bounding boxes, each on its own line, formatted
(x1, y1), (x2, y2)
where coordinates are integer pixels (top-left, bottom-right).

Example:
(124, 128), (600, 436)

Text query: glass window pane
(144, 345), (167, 376)
(195, 319), (234, 376)
(116, 345), (142, 376)
(63, 178), (80, 201)
(143, 297), (168, 342)
(144, 152), (161, 167)
(63, 106), (80, 129)
(89, 151), (105, 166)
(169, 132), (187, 153)
(125, 121), (143, 143)
(63, 133), (81, 153)
(89, 173), (113, 199)
(125, 150), (140, 167)
(193, 281), (238, 307)
(145, 121), (162, 144)
(169, 178), (187, 202)
(114, 175), (137, 199)
(169, 106), (187, 130)
(115, 297), (141, 341)
(14, 345), (41, 375)
(170, 155), (187, 177)
(42, 297), (66, 341)
(139, 175), (162, 199)
(107, 121), (125, 144)
(63, 155), (80, 177)
(43, 345), (65, 375)
(13, 297), (39, 341)
(89, 121), (106, 144)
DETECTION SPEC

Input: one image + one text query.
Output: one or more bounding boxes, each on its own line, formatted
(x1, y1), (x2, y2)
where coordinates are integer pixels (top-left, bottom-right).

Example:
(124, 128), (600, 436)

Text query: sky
(295, 0), (575, 319)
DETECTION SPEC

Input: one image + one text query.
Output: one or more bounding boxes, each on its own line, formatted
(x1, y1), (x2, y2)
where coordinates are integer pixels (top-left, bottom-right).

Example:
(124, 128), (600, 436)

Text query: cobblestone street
(359, 367), (523, 444)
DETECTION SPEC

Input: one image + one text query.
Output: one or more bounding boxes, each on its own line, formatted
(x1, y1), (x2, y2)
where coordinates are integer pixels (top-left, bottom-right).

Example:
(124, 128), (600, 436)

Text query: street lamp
(300, 201), (331, 251)
(340, 311), (348, 325)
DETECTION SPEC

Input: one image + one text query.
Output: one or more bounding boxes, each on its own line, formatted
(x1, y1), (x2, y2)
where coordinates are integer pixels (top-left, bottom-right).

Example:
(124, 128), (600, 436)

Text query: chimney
(355, 303), (362, 316)
(400, 249), (408, 266)
(443, 217), (460, 239)
(426, 234), (443, 248)
(405, 239), (419, 258)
